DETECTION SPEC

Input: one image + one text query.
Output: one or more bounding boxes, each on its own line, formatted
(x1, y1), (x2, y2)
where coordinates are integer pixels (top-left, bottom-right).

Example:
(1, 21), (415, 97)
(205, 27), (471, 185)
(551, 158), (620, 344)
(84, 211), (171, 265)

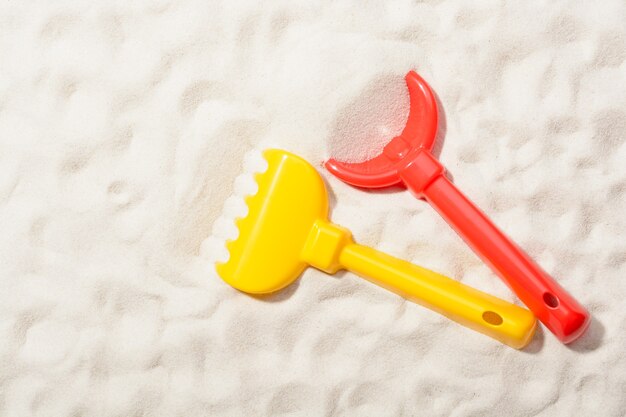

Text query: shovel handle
(401, 150), (590, 343)
(340, 243), (537, 349)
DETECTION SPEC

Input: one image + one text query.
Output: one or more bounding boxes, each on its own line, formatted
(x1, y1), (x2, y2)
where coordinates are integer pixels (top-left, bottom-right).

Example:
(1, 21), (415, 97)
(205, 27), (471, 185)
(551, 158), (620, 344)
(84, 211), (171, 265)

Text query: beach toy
(214, 148), (536, 348)
(325, 71), (589, 343)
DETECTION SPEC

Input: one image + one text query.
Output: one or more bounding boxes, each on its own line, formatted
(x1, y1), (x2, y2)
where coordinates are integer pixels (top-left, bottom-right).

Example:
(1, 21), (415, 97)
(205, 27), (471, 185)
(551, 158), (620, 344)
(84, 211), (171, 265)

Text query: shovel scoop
(325, 71), (589, 343)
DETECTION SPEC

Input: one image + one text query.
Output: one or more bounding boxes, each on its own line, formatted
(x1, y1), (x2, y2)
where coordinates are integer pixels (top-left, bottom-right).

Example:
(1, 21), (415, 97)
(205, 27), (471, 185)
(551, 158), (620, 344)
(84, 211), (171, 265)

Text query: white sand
(1, 1), (625, 416)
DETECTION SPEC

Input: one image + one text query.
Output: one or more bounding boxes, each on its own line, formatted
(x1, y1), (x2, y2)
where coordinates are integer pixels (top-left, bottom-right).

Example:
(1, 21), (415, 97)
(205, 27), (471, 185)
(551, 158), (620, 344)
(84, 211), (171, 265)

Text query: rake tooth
(234, 216), (247, 231)
(253, 171), (265, 185)
(224, 237), (237, 254)
(212, 149), (270, 270)
(243, 193), (256, 207)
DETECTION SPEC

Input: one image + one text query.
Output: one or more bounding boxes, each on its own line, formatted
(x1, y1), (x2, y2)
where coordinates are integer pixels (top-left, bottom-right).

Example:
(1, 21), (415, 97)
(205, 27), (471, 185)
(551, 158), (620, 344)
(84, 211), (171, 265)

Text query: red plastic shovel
(325, 71), (590, 343)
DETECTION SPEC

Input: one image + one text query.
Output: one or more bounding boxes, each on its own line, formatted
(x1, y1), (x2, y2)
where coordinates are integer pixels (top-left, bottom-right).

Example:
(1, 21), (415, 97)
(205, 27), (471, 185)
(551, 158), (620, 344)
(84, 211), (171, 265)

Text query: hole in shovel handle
(543, 292), (559, 308)
(482, 311), (503, 326)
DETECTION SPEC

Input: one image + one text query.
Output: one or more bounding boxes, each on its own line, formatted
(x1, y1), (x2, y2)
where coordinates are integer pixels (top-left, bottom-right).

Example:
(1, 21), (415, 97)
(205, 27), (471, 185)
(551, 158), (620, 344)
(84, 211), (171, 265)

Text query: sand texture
(1, 1), (625, 416)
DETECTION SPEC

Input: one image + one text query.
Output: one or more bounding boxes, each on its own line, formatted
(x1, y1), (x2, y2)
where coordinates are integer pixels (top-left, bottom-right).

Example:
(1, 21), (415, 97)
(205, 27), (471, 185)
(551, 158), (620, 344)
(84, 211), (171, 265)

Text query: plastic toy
(215, 148), (536, 348)
(325, 71), (589, 343)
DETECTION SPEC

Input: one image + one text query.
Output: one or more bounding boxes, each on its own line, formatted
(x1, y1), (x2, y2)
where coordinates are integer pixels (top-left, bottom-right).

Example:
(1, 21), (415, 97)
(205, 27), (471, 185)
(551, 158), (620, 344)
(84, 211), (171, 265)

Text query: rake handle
(401, 150), (590, 343)
(339, 243), (536, 349)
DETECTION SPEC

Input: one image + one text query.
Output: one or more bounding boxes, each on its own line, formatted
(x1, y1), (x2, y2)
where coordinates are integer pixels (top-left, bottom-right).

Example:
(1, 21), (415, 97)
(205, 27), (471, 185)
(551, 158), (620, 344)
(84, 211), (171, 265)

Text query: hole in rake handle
(482, 311), (503, 326)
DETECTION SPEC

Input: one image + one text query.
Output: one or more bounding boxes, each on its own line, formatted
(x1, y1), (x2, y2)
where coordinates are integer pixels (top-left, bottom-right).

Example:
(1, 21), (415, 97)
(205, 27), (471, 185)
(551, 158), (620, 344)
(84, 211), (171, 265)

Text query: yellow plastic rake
(216, 149), (536, 348)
